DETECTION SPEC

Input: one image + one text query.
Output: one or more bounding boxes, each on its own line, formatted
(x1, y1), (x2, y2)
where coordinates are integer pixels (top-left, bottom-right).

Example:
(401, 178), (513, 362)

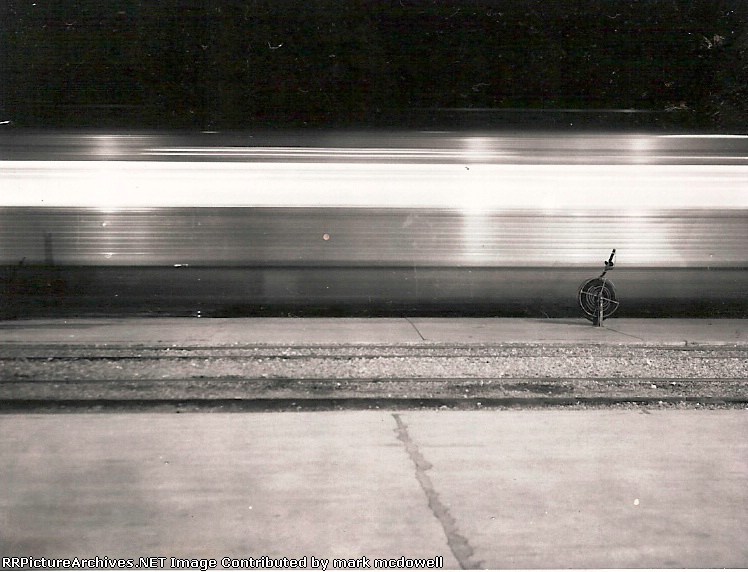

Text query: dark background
(1, 0), (747, 130)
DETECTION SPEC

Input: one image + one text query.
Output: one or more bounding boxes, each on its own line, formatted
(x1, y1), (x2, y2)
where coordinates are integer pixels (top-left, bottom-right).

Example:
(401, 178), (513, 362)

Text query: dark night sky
(1, 1), (747, 130)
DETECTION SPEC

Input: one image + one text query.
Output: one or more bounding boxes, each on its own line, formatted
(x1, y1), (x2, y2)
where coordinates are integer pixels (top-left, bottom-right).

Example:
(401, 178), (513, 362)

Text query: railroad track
(1, 343), (746, 409)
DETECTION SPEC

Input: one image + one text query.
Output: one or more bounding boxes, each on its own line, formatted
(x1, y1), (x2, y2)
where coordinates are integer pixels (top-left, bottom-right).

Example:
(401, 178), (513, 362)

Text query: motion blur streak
(0, 208), (745, 268)
(2, 163), (747, 211)
(0, 132), (746, 318)
(3, 132), (748, 164)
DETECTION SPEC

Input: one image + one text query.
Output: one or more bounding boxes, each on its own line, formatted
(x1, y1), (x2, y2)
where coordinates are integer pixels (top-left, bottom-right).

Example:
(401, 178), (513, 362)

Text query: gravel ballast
(1, 343), (746, 408)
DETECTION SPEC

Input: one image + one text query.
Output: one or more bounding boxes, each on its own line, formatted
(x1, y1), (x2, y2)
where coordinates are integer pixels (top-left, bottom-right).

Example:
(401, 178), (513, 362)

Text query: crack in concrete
(392, 413), (482, 569)
(605, 326), (646, 342)
(404, 317), (427, 341)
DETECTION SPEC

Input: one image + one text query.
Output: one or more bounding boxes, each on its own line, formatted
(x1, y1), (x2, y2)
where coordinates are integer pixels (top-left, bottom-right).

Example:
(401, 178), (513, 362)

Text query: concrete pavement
(1, 318), (746, 568)
(0, 317), (746, 346)
(0, 410), (746, 569)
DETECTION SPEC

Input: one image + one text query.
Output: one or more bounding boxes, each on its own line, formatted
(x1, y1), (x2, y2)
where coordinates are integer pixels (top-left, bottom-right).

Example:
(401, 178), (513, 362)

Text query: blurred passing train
(1, 131), (746, 318)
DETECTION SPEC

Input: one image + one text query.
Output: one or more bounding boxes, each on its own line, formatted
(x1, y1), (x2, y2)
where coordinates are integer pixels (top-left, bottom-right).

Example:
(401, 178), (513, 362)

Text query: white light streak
(1, 161), (747, 211)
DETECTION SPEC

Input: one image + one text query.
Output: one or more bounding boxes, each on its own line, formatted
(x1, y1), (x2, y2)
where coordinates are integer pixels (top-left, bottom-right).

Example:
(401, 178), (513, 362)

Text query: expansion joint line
(404, 317), (426, 341)
(604, 326), (646, 342)
(392, 413), (481, 570)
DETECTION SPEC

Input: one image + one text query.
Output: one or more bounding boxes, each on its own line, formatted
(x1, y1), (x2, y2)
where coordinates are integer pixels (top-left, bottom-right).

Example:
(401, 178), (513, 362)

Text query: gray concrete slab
(400, 409), (748, 569)
(0, 318), (423, 346)
(0, 413), (459, 567)
(0, 318), (420, 346)
(409, 318), (748, 346)
(0, 317), (746, 347)
(0, 410), (746, 569)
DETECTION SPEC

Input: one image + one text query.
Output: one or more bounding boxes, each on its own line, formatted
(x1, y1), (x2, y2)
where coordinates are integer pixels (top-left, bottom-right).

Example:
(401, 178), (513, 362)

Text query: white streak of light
(1, 161), (747, 210)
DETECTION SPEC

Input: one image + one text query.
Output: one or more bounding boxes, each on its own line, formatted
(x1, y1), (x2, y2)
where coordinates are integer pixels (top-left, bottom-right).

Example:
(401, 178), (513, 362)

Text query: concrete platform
(0, 410), (746, 569)
(1, 319), (746, 568)
(0, 317), (746, 347)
